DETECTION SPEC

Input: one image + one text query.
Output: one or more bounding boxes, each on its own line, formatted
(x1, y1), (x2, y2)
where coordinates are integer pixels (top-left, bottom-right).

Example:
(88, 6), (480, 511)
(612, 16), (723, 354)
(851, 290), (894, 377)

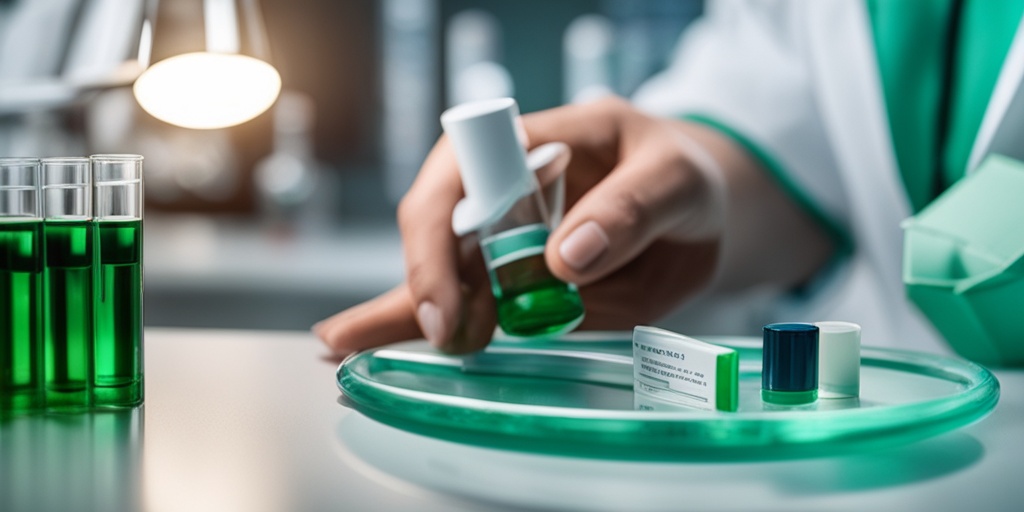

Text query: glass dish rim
(337, 333), (1000, 460)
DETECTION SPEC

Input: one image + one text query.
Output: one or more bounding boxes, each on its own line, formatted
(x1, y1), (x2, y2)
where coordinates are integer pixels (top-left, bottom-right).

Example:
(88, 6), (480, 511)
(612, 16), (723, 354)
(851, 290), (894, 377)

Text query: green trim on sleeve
(683, 113), (854, 259)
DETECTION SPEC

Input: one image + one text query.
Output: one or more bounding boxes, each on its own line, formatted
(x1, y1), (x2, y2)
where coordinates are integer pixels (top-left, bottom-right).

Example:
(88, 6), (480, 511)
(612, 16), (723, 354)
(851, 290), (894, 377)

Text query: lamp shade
(133, 0), (281, 129)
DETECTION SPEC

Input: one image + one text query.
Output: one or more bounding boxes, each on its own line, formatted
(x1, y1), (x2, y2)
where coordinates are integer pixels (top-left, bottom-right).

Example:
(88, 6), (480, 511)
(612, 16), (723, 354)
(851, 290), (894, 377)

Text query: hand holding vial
(315, 97), (834, 355)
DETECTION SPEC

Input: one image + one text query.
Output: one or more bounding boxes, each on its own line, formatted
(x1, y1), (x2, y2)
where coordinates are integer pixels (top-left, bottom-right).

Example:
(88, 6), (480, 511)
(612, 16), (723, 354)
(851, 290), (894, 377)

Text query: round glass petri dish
(337, 333), (999, 460)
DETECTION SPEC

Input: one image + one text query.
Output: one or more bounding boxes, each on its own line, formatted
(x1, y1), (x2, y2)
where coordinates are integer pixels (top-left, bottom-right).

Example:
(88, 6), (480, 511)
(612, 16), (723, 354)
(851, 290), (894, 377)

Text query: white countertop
(2, 328), (1022, 512)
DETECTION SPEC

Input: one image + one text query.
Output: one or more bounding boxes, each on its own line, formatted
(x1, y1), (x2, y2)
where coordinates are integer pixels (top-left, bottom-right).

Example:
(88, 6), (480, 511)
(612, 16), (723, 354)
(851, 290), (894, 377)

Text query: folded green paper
(903, 155), (1024, 366)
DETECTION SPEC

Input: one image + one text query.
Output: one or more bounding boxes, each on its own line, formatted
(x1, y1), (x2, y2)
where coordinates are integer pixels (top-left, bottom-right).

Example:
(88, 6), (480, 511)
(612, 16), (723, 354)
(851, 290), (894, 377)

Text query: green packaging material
(903, 154), (1024, 366)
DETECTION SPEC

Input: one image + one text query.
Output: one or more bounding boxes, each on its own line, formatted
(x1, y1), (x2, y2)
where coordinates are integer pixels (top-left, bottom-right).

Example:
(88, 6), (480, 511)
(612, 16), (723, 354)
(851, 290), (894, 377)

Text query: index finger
(397, 137), (475, 350)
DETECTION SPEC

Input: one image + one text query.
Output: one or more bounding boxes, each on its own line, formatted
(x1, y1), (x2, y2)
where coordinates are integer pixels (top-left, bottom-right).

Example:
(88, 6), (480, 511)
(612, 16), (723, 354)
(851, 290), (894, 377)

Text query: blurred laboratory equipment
(380, 0), (440, 203)
(82, 87), (243, 207)
(0, 0), (148, 158)
(563, 14), (616, 104)
(446, 10), (514, 106)
(0, 0), (148, 115)
(603, 0), (702, 95)
(254, 90), (332, 233)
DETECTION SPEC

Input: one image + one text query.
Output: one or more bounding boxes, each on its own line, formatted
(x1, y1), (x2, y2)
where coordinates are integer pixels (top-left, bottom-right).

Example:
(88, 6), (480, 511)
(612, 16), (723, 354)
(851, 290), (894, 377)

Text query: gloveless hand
(314, 97), (828, 355)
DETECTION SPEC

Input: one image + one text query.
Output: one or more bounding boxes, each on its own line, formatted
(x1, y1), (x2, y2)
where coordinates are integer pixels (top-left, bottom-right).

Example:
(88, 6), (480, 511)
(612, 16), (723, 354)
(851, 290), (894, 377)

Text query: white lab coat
(634, 0), (1024, 352)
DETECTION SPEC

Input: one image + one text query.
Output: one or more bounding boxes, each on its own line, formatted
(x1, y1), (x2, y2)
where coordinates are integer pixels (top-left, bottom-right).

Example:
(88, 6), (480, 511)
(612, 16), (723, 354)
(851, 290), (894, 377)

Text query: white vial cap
(816, 321), (861, 398)
(442, 98), (533, 236)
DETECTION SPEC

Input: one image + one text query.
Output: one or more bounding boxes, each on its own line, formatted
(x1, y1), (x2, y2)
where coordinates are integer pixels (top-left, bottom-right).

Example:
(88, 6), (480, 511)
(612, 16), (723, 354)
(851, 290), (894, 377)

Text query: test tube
(91, 155), (144, 408)
(42, 157), (94, 411)
(0, 157), (45, 412)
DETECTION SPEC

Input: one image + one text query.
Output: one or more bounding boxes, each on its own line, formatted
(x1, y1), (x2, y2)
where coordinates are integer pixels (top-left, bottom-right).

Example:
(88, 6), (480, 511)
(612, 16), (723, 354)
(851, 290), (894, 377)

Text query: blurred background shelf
(143, 215), (403, 330)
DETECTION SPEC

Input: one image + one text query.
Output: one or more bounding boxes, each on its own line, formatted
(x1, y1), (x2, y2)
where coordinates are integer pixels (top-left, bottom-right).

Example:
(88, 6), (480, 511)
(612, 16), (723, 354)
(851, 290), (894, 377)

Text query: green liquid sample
(490, 253), (585, 337)
(0, 220), (44, 412)
(93, 219), (143, 407)
(761, 388), (818, 406)
(44, 220), (94, 410)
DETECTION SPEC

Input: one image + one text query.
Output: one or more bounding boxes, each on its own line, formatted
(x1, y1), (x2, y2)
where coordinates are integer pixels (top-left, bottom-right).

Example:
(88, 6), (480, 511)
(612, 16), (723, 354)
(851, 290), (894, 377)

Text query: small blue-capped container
(762, 323), (819, 406)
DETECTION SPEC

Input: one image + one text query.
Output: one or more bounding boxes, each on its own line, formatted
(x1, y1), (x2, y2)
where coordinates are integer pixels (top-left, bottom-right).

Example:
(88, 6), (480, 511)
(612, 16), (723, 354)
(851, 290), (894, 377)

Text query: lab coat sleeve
(633, 0), (852, 255)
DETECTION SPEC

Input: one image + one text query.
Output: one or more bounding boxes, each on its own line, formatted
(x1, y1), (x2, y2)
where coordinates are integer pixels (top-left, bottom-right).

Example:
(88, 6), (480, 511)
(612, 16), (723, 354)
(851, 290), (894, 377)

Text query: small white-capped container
(816, 321), (861, 399)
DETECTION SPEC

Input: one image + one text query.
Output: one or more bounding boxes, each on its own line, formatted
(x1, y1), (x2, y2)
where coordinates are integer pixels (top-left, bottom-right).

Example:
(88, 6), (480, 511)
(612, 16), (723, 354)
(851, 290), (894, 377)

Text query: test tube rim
(40, 156), (90, 164)
(89, 154), (144, 163)
(0, 156), (41, 165)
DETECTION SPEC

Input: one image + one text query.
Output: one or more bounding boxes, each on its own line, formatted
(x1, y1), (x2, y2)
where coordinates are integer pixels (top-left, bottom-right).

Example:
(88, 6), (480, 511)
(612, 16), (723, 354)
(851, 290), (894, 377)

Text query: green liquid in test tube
(94, 220), (142, 402)
(0, 157), (44, 413)
(42, 158), (94, 410)
(44, 221), (94, 407)
(91, 155), (144, 408)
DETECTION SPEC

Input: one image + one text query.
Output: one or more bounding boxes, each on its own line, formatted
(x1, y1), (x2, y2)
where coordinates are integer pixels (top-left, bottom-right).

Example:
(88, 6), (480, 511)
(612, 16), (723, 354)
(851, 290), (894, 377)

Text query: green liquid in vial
(490, 253), (584, 337)
(761, 388), (818, 406)
(44, 220), (94, 410)
(93, 219), (143, 407)
(0, 220), (44, 412)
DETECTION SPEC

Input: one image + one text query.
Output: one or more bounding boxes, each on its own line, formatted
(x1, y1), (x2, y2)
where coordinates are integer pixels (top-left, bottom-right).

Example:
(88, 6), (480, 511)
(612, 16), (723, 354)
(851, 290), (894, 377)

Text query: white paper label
(632, 327), (727, 411)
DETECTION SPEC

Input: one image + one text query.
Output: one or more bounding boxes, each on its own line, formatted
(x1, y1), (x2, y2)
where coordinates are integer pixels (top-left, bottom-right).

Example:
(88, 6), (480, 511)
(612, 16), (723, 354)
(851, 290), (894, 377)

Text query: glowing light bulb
(133, 52), (281, 130)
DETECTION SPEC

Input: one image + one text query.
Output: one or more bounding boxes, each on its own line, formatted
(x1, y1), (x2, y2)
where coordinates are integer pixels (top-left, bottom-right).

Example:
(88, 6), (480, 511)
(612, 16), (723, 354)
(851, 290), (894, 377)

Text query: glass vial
(761, 322), (819, 406)
(478, 187), (584, 337)
(91, 155), (144, 408)
(0, 157), (45, 413)
(41, 157), (94, 411)
(442, 98), (584, 338)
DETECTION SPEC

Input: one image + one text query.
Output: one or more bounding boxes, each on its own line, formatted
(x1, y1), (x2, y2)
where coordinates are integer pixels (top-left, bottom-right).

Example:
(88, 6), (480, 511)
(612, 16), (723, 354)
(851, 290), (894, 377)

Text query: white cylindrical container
(816, 321), (861, 399)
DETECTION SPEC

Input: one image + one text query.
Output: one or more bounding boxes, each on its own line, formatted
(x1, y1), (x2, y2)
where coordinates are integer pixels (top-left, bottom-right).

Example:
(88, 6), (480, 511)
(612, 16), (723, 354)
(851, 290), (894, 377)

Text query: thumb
(545, 131), (725, 286)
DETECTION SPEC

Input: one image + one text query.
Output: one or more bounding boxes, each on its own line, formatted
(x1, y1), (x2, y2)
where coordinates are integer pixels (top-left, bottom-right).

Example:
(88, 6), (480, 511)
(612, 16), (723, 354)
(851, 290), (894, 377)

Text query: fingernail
(417, 302), (446, 348)
(559, 220), (609, 271)
(311, 321), (323, 333)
